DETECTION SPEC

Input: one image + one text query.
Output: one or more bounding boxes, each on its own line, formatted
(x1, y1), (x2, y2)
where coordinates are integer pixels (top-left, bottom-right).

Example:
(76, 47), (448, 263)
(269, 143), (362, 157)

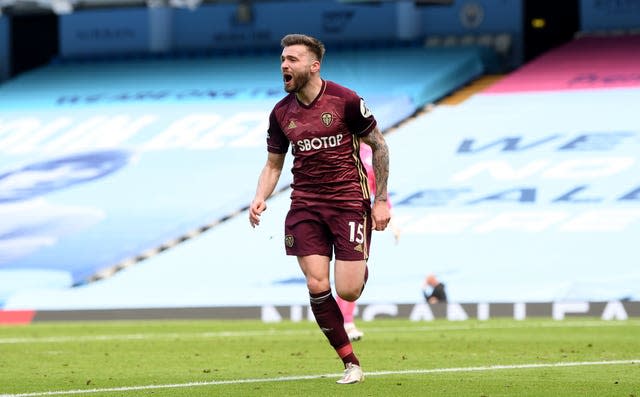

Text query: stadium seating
(0, 45), (492, 307)
(2, 35), (639, 310)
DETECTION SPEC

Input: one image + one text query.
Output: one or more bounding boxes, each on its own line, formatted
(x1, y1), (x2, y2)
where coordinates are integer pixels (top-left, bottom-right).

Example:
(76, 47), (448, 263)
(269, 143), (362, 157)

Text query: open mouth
(283, 74), (293, 83)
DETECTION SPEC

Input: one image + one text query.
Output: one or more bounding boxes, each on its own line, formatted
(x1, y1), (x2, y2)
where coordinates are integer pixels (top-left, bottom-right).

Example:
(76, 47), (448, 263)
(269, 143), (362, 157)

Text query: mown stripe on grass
(1, 320), (637, 345)
(0, 359), (637, 397)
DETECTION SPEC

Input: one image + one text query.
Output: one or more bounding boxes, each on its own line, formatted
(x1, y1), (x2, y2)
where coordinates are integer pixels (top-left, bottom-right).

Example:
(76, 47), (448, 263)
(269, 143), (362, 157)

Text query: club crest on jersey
(321, 112), (333, 127)
(284, 234), (295, 247)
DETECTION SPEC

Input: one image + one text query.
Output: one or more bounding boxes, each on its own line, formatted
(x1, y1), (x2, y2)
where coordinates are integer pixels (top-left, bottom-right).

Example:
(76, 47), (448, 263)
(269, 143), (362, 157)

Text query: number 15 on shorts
(348, 221), (364, 243)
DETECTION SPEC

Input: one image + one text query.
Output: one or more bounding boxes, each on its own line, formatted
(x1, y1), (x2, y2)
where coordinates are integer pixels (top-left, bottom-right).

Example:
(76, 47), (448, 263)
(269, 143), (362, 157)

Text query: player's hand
(249, 199), (267, 228)
(371, 200), (391, 231)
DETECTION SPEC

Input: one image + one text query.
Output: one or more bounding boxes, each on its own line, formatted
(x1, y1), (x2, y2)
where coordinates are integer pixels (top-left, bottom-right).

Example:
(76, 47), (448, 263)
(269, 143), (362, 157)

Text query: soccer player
(249, 33), (391, 384)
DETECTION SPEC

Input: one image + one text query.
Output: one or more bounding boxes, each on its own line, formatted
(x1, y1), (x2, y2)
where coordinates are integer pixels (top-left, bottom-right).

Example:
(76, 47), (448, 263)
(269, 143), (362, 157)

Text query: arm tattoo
(363, 128), (389, 202)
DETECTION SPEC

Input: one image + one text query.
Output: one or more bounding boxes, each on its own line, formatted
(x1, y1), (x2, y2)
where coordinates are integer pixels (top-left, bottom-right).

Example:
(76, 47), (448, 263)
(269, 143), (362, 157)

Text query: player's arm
(361, 127), (391, 231)
(249, 152), (285, 228)
(361, 127), (389, 203)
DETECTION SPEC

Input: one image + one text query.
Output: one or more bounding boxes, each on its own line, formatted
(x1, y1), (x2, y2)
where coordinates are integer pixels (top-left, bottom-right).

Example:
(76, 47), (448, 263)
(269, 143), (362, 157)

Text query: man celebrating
(249, 34), (391, 384)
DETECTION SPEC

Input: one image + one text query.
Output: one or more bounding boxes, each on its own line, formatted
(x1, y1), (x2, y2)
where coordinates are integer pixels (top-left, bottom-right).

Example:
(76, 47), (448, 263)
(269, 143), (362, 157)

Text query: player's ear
(311, 60), (320, 73)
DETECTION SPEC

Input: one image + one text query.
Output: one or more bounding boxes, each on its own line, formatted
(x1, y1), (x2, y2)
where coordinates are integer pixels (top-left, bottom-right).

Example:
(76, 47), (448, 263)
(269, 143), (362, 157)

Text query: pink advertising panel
(485, 35), (640, 93)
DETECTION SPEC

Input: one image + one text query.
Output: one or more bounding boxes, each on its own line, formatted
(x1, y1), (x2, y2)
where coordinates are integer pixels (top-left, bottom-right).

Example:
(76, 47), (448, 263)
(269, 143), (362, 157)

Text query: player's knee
(306, 277), (330, 294)
(337, 288), (360, 302)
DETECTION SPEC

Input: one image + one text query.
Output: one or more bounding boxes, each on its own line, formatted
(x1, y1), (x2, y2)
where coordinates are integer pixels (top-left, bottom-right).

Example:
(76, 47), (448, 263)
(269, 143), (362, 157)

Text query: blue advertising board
(58, 1), (402, 58)
(580, 0), (640, 31)
(422, 0), (522, 34)
(55, 0), (520, 64)
(422, 0), (523, 67)
(59, 8), (150, 57)
(172, 1), (398, 51)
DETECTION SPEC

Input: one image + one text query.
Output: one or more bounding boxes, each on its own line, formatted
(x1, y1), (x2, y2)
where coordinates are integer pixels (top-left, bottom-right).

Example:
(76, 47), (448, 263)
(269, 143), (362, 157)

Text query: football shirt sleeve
(266, 109), (289, 154)
(344, 93), (377, 138)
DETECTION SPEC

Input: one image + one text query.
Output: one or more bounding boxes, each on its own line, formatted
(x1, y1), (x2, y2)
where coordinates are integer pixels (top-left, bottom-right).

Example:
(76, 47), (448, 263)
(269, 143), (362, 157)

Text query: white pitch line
(0, 359), (637, 397)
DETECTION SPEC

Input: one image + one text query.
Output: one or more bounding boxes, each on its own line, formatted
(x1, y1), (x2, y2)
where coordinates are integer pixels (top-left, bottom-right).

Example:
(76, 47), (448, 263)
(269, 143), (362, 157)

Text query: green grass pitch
(1, 318), (639, 396)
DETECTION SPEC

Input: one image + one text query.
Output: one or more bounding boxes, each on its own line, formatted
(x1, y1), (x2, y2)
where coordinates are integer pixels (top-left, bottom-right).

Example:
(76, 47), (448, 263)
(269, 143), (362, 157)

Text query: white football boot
(344, 322), (364, 342)
(336, 363), (365, 384)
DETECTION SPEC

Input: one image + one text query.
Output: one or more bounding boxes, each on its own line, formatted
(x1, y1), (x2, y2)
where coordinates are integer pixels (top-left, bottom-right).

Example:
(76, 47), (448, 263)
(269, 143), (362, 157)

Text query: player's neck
(295, 76), (323, 106)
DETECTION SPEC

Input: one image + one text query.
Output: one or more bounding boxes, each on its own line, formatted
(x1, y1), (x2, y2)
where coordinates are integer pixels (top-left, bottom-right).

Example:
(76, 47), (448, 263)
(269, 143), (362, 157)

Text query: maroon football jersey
(267, 80), (377, 205)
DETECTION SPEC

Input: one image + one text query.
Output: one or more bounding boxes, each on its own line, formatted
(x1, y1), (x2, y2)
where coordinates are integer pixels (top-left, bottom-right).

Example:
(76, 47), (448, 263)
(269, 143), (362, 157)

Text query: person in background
(423, 273), (447, 304)
(249, 34), (391, 384)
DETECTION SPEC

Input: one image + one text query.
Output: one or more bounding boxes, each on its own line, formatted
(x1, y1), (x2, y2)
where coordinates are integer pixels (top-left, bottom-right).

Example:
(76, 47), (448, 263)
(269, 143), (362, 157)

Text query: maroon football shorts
(284, 201), (372, 261)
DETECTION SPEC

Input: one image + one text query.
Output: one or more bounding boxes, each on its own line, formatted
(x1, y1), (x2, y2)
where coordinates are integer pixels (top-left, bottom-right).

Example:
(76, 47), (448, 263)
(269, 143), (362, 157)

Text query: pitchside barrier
(0, 301), (639, 325)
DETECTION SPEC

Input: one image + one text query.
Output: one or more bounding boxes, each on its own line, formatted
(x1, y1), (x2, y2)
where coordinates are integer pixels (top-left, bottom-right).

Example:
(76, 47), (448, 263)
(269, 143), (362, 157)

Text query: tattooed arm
(361, 127), (391, 231)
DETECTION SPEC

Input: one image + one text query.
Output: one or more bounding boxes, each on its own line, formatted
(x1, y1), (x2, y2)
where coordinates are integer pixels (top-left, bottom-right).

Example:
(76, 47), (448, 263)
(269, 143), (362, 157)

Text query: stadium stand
(0, 45), (493, 307)
(3, 34), (640, 311)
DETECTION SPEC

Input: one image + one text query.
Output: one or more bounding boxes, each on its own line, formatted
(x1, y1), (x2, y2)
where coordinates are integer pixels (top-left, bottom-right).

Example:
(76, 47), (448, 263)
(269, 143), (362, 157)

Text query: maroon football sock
(309, 289), (360, 367)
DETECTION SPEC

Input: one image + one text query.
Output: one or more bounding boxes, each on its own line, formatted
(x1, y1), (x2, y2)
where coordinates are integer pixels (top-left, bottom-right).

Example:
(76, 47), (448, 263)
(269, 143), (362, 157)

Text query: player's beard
(284, 69), (311, 94)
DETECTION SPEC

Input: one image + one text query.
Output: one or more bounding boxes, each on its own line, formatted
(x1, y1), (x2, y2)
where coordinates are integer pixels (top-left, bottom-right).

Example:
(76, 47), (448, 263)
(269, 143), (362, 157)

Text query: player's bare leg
(334, 259), (368, 302)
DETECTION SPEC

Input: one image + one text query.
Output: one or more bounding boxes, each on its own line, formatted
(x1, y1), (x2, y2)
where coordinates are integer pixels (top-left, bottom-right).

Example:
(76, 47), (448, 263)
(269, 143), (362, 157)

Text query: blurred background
(0, 0), (639, 322)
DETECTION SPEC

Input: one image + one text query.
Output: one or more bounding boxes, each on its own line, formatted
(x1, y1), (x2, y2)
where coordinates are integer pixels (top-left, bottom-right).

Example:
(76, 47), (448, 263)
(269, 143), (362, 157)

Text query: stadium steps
(437, 74), (504, 105)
